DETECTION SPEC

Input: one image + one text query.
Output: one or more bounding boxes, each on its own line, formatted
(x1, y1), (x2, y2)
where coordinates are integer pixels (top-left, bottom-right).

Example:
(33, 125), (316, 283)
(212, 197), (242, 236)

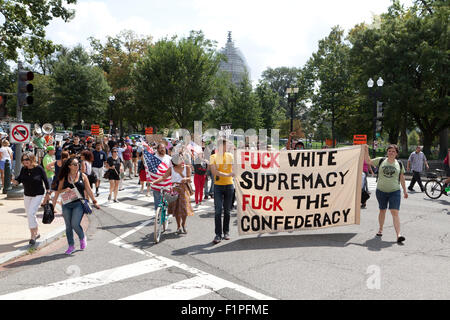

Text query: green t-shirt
(33, 137), (46, 149)
(373, 157), (405, 193)
(42, 154), (55, 179)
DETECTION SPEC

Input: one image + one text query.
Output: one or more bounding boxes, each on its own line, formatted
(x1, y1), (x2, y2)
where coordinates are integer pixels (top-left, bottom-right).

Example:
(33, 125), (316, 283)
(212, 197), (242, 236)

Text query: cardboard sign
(234, 145), (364, 235)
(145, 134), (164, 144)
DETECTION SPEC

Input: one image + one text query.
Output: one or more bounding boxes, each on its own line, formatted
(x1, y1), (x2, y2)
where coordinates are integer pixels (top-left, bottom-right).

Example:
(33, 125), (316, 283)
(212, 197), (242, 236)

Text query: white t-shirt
(0, 147), (13, 162)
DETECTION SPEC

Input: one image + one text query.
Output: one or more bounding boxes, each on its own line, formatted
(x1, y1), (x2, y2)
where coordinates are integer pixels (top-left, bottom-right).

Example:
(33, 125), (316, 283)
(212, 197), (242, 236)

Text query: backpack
(376, 157), (404, 183)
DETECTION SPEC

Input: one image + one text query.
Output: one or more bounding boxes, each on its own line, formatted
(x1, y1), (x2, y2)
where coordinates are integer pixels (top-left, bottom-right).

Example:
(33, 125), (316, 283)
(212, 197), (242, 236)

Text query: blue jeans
(153, 190), (162, 211)
(62, 200), (85, 246)
(376, 189), (401, 210)
(214, 184), (234, 237)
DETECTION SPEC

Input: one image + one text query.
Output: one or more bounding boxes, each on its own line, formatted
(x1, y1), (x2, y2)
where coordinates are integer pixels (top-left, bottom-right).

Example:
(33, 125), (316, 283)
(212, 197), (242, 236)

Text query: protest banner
(234, 145), (364, 235)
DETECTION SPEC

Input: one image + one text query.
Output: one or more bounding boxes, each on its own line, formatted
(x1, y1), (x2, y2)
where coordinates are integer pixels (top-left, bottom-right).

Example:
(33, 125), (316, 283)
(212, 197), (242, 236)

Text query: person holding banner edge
(210, 138), (235, 244)
(364, 144), (408, 243)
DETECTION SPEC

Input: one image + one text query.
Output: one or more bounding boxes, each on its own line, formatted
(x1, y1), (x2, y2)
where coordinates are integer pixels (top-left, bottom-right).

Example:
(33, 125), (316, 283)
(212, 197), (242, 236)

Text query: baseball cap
(46, 146), (55, 151)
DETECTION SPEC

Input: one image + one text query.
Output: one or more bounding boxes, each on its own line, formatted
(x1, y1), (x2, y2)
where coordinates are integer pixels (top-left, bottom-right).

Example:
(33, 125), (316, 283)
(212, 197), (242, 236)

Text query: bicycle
(154, 187), (177, 243)
(424, 169), (448, 200)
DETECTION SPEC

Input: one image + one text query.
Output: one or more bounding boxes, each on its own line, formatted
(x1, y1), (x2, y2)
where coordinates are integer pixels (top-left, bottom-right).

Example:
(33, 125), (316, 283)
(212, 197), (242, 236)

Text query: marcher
(361, 160), (374, 208)
(407, 146), (429, 192)
(210, 139), (235, 244)
(0, 139), (13, 187)
(51, 151), (69, 192)
(122, 140), (133, 179)
(149, 143), (172, 212)
(131, 139), (139, 177)
(106, 147), (123, 202)
(193, 152), (208, 205)
(68, 136), (85, 157)
(286, 132), (305, 150)
(92, 143), (107, 197)
(32, 135), (46, 164)
(52, 157), (99, 254)
(42, 146), (56, 187)
(443, 148), (450, 195)
(151, 153), (194, 234)
(80, 150), (95, 198)
(364, 144), (408, 243)
(12, 152), (51, 245)
(138, 152), (151, 196)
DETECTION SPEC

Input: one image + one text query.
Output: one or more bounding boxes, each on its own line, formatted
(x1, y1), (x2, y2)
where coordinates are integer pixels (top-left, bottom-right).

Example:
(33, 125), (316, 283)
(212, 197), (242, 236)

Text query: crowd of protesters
(1, 127), (449, 253)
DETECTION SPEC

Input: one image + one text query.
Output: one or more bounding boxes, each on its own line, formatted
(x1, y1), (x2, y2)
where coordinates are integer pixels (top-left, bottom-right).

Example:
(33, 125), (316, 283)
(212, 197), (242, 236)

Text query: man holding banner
(210, 139), (235, 244)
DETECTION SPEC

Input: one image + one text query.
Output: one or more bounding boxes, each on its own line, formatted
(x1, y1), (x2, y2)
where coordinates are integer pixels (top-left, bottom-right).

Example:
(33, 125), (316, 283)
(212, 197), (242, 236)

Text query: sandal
(376, 230), (383, 237)
(397, 236), (405, 243)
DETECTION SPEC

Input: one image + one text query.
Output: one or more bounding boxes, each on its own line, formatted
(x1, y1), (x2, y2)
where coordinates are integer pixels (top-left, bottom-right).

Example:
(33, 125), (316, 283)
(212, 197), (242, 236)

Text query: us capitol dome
(218, 31), (250, 86)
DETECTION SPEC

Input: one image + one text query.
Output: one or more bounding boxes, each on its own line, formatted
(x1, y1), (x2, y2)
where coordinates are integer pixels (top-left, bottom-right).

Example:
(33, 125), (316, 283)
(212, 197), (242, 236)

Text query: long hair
(21, 152), (38, 168)
(57, 157), (78, 182)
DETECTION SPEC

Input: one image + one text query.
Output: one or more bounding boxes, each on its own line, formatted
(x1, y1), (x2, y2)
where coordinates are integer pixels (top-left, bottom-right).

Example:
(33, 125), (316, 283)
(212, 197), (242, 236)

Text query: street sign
(10, 122), (31, 144)
(353, 134), (367, 145)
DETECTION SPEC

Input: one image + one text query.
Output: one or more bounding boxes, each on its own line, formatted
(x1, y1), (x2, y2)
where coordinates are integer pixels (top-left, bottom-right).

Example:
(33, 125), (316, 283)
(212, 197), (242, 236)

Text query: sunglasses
(112, 151), (118, 153)
(70, 163), (79, 166)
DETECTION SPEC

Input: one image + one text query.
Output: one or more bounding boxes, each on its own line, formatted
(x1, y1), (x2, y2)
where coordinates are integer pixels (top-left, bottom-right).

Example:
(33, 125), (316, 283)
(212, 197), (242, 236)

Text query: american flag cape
(142, 147), (171, 191)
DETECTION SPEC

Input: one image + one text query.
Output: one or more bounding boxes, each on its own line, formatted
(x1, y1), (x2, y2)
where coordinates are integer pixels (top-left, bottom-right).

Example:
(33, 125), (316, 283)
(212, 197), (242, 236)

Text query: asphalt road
(0, 177), (448, 301)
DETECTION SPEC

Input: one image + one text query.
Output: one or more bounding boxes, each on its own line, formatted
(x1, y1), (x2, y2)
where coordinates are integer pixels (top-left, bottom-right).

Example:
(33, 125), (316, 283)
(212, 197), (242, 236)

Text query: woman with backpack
(364, 144), (408, 244)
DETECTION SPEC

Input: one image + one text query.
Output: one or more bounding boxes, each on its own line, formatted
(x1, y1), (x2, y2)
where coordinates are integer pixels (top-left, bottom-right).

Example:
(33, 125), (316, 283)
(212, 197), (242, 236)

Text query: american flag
(142, 148), (171, 191)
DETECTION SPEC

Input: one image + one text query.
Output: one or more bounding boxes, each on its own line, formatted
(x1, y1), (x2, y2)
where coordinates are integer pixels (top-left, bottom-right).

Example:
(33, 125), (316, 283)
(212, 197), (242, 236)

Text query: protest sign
(234, 145), (364, 235)
(146, 134), (164, 144)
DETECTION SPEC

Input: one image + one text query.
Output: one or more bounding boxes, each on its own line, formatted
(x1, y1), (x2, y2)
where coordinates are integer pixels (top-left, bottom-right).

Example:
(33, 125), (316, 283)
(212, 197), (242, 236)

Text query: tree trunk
(388, 126), (399, 145)
(422, 130), (433, 157)
(399, 116), (408, 155)
(439, 128), (448, 160)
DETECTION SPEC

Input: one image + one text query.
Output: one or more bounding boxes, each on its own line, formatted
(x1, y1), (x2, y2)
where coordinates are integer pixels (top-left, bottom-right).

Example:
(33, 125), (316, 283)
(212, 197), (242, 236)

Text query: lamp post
(286, 87), (299, 134)
(367, 77), (384, 158)
(109, 95), (115, 135)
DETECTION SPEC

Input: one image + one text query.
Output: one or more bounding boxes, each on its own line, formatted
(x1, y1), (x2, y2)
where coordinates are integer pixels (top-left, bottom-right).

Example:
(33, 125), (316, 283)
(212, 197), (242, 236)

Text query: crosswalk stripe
(0, 258), (174, 300)
(99, 201), (154, 216)
(121, 275), (224, 300)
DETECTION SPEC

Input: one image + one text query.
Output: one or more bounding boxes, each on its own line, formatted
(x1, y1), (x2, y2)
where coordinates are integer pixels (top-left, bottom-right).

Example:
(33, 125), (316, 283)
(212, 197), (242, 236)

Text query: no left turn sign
(10, 122), (31, 144)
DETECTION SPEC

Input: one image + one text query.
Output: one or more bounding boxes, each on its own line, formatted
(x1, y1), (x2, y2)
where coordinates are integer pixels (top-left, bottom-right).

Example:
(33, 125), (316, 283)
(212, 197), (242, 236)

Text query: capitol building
(218, 32), (250, 86)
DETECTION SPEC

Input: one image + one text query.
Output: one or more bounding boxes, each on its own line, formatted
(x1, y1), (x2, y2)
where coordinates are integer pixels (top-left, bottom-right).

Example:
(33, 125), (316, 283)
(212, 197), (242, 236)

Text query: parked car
(74, 130), (91, 138)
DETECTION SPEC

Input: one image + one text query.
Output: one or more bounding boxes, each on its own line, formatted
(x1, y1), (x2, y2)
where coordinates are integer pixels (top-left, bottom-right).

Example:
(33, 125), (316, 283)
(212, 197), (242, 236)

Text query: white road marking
(0, 258), (174, 300)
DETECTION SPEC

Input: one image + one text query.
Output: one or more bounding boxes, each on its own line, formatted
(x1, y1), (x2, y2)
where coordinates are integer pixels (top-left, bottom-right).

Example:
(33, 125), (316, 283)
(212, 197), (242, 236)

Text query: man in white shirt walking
(407, 145), (429, 192)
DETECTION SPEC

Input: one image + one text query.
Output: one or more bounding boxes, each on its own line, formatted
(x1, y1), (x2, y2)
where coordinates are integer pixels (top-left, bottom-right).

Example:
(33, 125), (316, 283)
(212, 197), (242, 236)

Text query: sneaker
(204, 195), (208, 200)
(113, 199), (119, 203)
(80, 238), (87, 250)
(108, 195), (111, 201)
(408, 187), (414, 191)
(65, 246), (75, 255)
(223, 233), (230, 240)
(95, 192), (99, 197)
(213, 235), (222, 244)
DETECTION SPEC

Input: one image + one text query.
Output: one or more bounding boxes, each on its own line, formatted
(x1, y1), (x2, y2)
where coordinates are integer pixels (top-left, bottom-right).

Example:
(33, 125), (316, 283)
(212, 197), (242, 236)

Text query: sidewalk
(0, 193), (66, 265)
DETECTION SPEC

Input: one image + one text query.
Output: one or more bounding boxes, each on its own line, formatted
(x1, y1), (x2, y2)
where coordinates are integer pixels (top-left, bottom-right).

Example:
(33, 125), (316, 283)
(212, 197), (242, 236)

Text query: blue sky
(45, 0), (414, 82)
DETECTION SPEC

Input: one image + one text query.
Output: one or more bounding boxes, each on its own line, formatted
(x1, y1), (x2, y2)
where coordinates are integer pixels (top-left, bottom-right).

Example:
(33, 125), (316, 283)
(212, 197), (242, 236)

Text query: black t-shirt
(193, 161), (207, 175)
(69, 143), (85, 155)
(62, 172), (86, 199)
(15, 166), (50, 197)
(107, 156), (122, 173)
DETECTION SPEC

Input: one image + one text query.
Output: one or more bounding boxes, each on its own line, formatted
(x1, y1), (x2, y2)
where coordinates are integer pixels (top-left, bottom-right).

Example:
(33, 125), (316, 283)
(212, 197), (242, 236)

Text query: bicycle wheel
(425, 180), (443, 199)
(154, 206), (163, 243)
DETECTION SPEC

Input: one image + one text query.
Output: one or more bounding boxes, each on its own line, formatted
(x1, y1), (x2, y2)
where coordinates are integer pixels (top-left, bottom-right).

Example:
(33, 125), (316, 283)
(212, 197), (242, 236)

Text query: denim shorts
(376, 189), (401, 210)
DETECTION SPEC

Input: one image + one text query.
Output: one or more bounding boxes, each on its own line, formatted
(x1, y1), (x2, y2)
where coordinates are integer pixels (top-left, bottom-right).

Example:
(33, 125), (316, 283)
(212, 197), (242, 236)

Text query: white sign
(10, 122), (31, 144)
(55, 134), (63, 142)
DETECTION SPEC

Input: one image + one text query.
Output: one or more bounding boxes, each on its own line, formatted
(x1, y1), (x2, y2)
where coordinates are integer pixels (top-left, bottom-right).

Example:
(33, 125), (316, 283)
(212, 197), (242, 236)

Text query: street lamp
(367, 77), (384, 158)
(286, 87), (299, 134)
(109, 95), (115, 135)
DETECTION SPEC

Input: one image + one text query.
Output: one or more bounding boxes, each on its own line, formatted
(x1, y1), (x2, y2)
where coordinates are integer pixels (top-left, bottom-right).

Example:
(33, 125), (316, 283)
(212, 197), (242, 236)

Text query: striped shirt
(150, 154), (172, 192)
(408, 151), (427, 172)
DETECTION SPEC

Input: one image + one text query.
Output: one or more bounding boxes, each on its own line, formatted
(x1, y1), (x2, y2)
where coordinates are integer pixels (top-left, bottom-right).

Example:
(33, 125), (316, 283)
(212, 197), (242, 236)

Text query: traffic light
(17, 70), (34, 106)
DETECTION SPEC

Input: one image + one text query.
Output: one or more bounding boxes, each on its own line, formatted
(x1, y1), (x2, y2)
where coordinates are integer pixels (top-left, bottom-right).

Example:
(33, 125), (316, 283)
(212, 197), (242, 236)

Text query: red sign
(11, 124), (30, 143)
(145, 127), (153, 135)
(91, 124), (100, 136)
(353, 135), (367, 145)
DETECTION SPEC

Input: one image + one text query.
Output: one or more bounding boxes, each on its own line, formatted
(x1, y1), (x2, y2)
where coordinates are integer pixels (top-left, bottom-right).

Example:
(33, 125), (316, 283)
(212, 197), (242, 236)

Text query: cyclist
(443, 148), (450, 195)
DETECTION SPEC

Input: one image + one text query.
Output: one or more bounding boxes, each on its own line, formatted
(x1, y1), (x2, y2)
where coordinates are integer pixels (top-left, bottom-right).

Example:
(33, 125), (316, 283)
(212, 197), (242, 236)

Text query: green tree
(229, 76), (262, 131)
(134, 31), (223, 130)
(256, 81), (283, 130)
(307, 26), (356, 146)
(89, 30), (153, 134)
(49, 46), (111, 128)
(0, 0), (77, 61)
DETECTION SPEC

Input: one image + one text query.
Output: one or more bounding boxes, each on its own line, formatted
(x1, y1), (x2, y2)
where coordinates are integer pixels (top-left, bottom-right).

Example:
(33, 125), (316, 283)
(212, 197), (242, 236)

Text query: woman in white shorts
(12, 152), (51, 246)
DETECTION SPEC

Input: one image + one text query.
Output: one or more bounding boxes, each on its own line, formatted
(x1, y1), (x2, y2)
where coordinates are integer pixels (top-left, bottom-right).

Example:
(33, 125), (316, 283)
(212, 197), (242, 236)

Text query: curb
(0, 226), (66, 266)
